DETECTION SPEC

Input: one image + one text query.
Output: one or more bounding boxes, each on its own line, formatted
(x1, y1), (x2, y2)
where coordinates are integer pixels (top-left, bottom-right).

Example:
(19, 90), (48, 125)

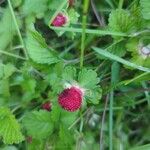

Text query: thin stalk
(109, 91), (114, 150)
(109, 62), (120, 150)
(100, 95), (109, 150)
(118, 0), (124, 9)
(7, 0), (28, 59)
(80, 0), (90, 68)
(142, 82), (150, 108)
(50, 26), (127, 37)
(0, 49), (27, 60)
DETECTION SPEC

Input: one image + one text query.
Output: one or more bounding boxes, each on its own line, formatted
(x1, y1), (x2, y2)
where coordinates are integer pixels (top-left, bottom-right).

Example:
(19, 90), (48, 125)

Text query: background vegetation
(0, 0), (150, 149)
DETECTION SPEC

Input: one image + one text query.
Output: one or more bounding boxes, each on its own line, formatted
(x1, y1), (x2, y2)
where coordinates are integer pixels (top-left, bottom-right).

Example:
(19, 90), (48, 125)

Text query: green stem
(80, 0), (90, 68)
(109, 62), (120, 150)
(109, 91), (114, 150)
(0, 49), (27, 60)
(7, 0), (28, 59)
(118, 0), (124, 9)
(142, 82), (150, 108)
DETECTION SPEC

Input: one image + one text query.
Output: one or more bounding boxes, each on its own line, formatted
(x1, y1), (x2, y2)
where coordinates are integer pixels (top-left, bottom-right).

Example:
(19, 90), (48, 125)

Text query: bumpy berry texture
(42, 102), (52, 111)
(58, 87), (83, 112)
(52, 13), (67, 27)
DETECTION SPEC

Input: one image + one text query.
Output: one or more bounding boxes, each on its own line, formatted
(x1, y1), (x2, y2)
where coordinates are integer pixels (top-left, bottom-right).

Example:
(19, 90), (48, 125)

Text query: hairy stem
(80, 0), (90, 68)
(7, 0), (29, 59)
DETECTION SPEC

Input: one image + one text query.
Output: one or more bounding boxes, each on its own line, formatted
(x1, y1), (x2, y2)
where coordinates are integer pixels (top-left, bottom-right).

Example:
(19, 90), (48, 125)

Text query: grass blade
(92, 47), (150, 72)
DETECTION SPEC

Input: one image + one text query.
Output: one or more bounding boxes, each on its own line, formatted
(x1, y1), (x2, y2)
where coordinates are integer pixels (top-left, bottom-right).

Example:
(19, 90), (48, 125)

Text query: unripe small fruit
(42, 102), (52, 111)
(68, 0), (74, 7)
(58, 86), (83, 112)
(52, 13), (67, 27)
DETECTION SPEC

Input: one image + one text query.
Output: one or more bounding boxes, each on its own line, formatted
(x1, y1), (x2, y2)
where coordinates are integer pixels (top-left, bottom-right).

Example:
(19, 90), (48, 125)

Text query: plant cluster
(0, 0), (150, 150)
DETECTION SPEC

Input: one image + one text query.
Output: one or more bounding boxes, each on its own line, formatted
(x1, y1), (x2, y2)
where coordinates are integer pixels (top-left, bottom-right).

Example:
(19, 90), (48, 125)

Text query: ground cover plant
(0, 0), (150, 149)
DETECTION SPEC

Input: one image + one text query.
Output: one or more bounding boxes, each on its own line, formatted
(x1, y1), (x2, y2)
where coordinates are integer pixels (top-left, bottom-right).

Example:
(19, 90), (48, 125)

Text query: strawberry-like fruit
(42, 102), (52, 111)
(58, 86), (83, 112)
(52, 13), (67, 27)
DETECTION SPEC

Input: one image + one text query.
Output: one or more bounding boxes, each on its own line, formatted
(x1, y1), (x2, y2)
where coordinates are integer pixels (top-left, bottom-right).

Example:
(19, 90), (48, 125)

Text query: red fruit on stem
(42, 102), (52, 111)
(58, 86), (83, 112)
(68, 0), (74, 7)
(26, 136), (32, 143)
(52, 13), (67, 27)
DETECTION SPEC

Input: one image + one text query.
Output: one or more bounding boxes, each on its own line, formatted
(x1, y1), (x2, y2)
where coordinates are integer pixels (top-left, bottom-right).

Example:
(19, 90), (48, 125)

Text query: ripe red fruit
(68, 0), (74, 7)
(52, 13), (67, 27)
(42, 102), (52, 111)
(58, 86), (83, 112)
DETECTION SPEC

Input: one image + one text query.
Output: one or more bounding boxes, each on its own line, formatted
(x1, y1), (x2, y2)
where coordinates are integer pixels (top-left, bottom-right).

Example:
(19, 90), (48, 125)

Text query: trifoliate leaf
(62, 66), (76, 83)
(108, 9), (134, 33)
(78, 68), (100, 89)
(22, 110), (54, 139)
(22, 0), (48, 18)
(0, 8), (16, 50)
(140, 0), (150, 20)
(26, 30), (60, 64)
(86, 87), (102, 104)
(0, 107), (24, 144)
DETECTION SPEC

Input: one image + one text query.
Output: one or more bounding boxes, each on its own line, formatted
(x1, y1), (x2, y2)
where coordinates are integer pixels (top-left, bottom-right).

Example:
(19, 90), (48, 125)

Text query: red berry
(68, 0), (74, 7)
(52, 13), (67, 27)
(42, 102), (52, 111)
(58, 86), (83, 112)
(26, 136), (32, 143)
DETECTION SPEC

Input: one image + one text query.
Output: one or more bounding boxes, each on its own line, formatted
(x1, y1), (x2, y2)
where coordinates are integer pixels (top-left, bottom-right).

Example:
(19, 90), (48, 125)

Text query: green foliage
(0, 107), (24, 144)
(22, 110), (54, 139)
(22, 0), (48, 18)
(62, 66), (77, 83)
(0, 8), (16, 49)
(140, 0), (150, 20)
(78, 68), (100, 89)
(26, 30), (60, 64)
(0, 64), (16, 79)
(108, 9), (134, 33)
(129, 144), (150, 150)
(0, 0), (150, 149)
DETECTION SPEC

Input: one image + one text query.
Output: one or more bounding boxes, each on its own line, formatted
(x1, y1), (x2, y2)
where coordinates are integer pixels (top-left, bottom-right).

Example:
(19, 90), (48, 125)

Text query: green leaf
(0, 63), (16, 79)
(68, 8), (80, 24)
(0, 8), (16, 50)
(62, 66), (76, 83)
(129, 144), (150, 150)
(26, 30), (60, 64)
(108, 9), (134, 33)
(0, 107), (24, 144)
(55, 125), (74, 149)
(48, 0), (68, 10)
(86, 87), (102, 104)
(92, 46), (150, 72)
(22, 110), (54, 139)
(22, 0), (48, 18)
(0, 79), (10, 97)
(140, 0), (150, 20)
(78, 68), (100, 89)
